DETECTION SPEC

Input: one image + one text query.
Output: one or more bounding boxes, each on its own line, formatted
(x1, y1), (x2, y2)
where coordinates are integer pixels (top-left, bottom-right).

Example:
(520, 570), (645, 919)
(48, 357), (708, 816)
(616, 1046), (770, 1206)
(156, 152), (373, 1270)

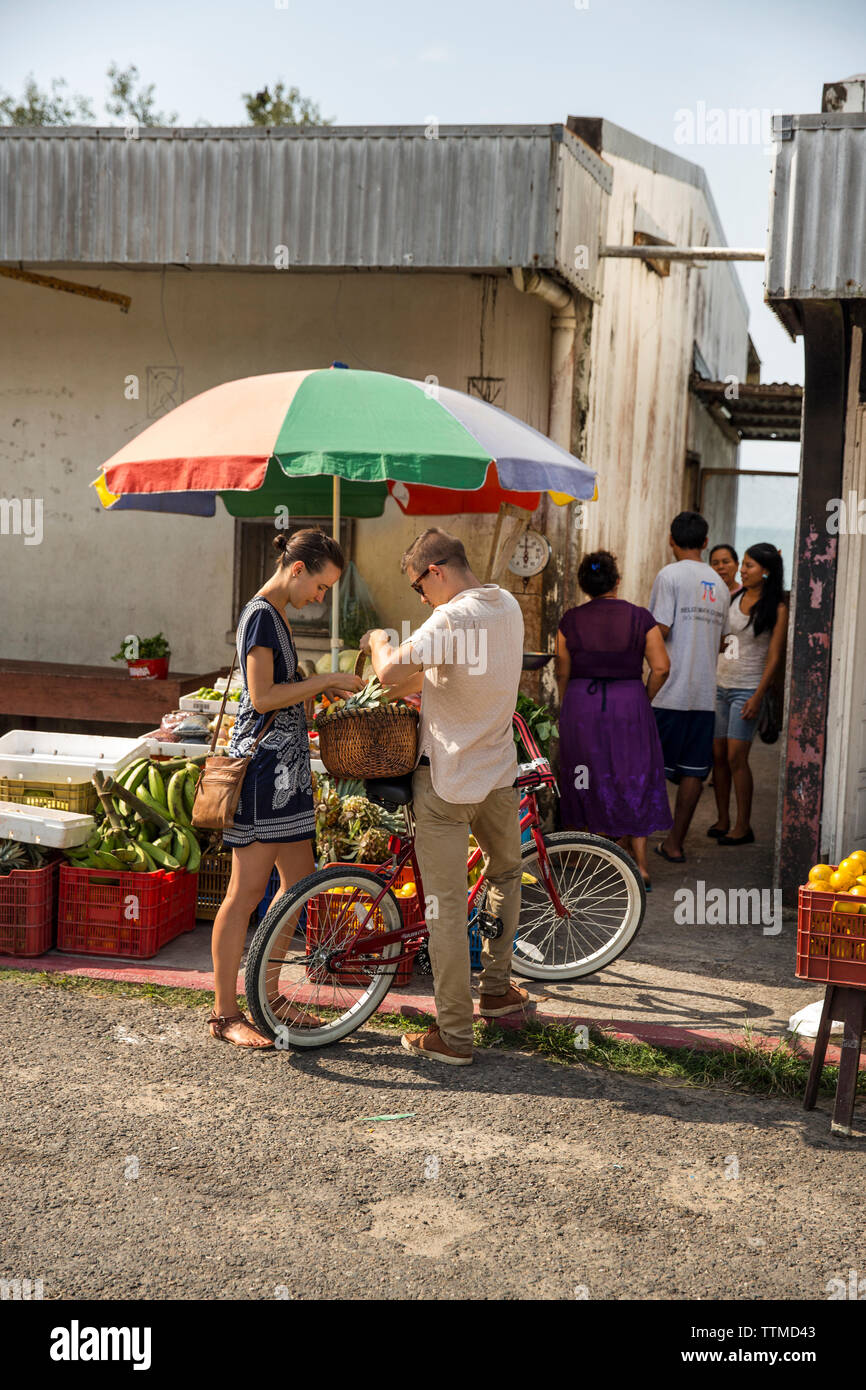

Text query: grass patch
(1, 969), (859, 1102)
(0, 968), (217, 1010)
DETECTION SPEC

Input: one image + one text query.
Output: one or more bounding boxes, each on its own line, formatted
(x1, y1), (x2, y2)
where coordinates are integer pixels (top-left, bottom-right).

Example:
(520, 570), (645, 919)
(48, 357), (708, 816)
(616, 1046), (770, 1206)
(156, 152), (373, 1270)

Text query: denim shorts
(715, 686), (759, 742)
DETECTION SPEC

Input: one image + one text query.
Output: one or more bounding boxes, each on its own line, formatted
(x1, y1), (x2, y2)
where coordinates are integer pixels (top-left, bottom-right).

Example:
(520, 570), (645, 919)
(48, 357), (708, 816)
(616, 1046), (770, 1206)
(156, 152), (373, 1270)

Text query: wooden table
(0, 660), (226, 727)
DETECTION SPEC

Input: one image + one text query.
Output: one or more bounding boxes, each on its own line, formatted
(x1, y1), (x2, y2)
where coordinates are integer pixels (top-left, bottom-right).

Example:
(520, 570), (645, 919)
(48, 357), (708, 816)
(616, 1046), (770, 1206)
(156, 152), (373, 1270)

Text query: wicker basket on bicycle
(315, 653), (419, 779)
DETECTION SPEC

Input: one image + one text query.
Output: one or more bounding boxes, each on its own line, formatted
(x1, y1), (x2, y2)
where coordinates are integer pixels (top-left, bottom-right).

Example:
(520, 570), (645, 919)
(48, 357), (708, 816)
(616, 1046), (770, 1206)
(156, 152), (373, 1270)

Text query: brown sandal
(207, 1011), (275, 1049)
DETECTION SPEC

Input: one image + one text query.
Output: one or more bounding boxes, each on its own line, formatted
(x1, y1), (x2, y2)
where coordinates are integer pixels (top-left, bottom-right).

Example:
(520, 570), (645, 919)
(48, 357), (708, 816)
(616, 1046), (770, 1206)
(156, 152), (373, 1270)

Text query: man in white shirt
(363, 527), (528, 1066)
(649, 511), (730, 862)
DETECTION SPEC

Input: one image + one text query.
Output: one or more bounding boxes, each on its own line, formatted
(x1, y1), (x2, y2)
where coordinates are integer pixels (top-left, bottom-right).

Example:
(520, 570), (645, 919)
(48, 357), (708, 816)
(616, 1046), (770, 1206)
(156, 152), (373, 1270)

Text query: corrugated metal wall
(0, 126), (609, 297)
(768, 113), (866, 307)
(581, 149), (748, 607)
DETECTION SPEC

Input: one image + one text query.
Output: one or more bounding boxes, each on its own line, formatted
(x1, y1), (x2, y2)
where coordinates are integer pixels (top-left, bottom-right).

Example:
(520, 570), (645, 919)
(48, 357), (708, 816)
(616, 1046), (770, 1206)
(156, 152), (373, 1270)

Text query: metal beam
(0, 265), (131, 312)
(601, 246), (764, 262)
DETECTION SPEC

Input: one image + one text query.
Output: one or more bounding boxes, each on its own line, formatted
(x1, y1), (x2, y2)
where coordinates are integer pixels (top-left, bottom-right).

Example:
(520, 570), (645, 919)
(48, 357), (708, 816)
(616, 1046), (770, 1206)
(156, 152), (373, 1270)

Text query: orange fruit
(848, 885), (866, 898)
(808, 863), (833, 885)
(838, 857), (861, 879)
(829, 869), (855, 892)
(832, 899), (861, 914)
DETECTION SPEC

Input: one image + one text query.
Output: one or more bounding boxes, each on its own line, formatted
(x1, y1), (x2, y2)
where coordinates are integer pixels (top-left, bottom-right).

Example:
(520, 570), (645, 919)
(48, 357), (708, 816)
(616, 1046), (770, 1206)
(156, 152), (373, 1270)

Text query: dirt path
(2, 979), (864, 1301)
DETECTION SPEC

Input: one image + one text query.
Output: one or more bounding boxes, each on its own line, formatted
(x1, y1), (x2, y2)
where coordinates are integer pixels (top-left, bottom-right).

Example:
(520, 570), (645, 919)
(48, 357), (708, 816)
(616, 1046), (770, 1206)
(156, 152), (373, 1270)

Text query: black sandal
(654, 844), (686, 864)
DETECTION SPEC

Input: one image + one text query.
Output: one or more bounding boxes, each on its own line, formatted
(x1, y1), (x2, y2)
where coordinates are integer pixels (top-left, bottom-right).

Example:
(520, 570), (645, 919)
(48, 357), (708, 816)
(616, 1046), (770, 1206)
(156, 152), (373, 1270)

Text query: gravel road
(2, 979), (864, 1301)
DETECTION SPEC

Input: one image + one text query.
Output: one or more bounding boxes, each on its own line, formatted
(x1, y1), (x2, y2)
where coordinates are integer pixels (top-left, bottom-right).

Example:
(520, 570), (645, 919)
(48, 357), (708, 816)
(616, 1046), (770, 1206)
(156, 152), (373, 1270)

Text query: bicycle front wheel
(512, 832), (646, 980)
(244, 866), (405, 1049)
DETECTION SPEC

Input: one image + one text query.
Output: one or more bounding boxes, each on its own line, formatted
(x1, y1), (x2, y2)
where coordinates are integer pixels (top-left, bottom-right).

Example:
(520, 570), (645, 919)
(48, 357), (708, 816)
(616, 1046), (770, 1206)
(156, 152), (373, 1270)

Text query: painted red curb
(2, 952), (862, 1068)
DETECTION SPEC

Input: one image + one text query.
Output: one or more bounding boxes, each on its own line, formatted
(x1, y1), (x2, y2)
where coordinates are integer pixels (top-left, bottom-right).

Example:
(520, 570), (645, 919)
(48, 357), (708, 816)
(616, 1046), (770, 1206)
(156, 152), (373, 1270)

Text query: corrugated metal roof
(767, 112), (866, 333)
(0, 125), (611, 298)
(690, 375), (803, 441)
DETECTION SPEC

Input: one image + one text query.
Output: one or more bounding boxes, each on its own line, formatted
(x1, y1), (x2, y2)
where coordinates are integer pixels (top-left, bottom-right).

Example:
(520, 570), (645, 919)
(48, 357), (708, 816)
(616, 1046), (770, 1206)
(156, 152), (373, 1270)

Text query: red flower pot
(127, 657), (170, 680)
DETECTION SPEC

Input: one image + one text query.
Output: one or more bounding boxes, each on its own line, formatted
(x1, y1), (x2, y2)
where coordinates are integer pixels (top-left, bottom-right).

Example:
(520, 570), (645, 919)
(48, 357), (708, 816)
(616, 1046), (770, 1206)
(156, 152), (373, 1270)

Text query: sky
(4, 0), (864, 533)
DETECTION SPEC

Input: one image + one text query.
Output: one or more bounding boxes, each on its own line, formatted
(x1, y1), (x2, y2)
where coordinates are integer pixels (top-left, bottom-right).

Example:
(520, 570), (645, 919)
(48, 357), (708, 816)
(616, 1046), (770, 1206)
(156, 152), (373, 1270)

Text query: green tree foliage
(0, 74), (94, 126)
(106, 64), (178, 125)
(242, 81), (332, 127)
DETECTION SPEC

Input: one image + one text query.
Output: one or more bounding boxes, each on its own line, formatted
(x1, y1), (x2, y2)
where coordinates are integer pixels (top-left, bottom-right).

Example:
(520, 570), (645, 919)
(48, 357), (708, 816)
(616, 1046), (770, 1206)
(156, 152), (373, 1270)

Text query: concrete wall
(0, 268), (550, 672)
(580, 151), (748, 610)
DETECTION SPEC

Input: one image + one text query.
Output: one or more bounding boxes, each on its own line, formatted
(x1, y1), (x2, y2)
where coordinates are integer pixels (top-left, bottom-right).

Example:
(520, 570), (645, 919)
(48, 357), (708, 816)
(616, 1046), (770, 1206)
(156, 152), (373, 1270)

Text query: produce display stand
(797, 882), (866, 1133)
(0, 659), (226, 728)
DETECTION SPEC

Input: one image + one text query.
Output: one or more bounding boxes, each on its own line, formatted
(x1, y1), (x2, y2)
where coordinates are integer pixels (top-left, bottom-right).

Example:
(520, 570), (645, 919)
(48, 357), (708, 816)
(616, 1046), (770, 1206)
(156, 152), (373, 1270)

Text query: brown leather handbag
(191, 656), (276, 831)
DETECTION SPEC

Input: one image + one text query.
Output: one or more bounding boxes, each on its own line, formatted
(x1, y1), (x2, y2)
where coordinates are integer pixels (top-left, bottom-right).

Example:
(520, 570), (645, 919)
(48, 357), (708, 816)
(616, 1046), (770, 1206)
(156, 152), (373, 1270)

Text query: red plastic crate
(161, 869), (199, 947)
(306, 861), (421, 987)
(57, 864), (194, 959)
(796, 884), (866, 988)
(0, 856), (60, 957)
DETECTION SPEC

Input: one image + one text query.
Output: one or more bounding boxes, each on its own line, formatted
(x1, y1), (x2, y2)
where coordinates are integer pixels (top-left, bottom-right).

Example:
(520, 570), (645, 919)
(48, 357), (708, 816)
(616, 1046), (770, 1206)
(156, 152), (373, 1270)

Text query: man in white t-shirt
(362, 527), (528, 1066)
(649, 511), (730, 862)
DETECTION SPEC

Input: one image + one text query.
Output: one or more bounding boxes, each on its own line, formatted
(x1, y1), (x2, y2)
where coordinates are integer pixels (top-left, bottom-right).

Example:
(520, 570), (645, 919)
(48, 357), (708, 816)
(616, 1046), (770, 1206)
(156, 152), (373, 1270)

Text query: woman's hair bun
(272, 533), (289, 553)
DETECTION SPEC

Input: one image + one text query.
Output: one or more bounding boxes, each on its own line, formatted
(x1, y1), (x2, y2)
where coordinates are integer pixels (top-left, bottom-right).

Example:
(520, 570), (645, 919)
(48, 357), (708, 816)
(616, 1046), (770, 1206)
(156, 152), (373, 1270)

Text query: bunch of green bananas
(63, 757), (205, 873)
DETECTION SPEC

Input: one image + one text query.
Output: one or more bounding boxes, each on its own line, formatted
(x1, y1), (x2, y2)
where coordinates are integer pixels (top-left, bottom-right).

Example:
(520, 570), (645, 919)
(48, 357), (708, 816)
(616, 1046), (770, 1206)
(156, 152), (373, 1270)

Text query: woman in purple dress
(555, 550), (672, 889)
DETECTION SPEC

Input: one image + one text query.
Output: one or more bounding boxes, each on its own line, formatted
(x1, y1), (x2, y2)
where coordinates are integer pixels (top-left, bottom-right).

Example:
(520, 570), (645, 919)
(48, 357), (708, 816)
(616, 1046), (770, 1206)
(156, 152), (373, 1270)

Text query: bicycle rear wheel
(512, 832), (645, 980)
(244, 866), (406, 1049)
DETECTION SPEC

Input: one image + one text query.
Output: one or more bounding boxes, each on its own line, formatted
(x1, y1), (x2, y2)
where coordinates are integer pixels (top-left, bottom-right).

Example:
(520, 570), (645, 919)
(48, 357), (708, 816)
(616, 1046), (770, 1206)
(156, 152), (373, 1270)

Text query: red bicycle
(245, 713), (646, 1048)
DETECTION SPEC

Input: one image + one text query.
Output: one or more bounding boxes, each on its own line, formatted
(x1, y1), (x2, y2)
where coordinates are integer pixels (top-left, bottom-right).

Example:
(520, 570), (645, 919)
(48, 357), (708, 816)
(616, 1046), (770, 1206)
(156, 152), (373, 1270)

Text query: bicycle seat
(365, 774), (414, 808)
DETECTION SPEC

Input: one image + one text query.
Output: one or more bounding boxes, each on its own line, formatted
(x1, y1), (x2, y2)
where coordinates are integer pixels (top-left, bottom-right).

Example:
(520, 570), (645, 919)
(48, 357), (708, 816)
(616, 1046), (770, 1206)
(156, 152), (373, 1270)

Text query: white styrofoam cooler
(145, 737), (212, 758)
(0, 732), (152, 785)
(178, 673), (243, 714)
(0, 801), (95, 848)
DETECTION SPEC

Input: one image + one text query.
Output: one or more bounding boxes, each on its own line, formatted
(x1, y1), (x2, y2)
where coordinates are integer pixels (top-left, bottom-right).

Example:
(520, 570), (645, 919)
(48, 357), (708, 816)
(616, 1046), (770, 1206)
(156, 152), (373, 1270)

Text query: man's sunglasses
(410, 560), (448, 595)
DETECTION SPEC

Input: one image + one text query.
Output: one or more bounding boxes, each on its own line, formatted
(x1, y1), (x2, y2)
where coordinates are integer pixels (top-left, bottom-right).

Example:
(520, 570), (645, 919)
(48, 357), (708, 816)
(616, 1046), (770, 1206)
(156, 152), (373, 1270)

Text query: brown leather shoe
(478, 984), (533, 1018)
(400, 1023), (473, 1066)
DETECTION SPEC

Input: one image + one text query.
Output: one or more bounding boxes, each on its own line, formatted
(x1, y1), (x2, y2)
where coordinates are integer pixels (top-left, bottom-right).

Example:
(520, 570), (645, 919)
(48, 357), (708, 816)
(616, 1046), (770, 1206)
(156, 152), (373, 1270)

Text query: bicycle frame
(314, 712), (567, 976)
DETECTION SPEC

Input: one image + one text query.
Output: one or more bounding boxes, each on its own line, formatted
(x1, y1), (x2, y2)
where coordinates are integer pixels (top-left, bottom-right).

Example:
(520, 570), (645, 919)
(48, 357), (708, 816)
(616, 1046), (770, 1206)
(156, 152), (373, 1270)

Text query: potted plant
(111, 632), (171, 680)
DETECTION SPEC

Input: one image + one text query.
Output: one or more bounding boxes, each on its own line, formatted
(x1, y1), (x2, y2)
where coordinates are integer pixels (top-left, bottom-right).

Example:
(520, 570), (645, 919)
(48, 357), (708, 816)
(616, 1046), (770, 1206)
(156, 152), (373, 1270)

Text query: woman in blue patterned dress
(207, 529), (364, 1049)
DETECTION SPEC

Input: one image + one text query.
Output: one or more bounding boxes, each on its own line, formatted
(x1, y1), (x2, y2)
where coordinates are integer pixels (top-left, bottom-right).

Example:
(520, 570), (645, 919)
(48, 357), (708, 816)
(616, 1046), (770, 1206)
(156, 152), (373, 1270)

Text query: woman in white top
(710, 544), (788, 846)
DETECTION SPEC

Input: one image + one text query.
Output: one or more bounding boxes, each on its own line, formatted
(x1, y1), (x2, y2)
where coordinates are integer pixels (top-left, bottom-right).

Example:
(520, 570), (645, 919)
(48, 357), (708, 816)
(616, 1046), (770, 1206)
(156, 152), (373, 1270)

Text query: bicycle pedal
(476, 910), (504, 940)
(415, 945), (433, 975)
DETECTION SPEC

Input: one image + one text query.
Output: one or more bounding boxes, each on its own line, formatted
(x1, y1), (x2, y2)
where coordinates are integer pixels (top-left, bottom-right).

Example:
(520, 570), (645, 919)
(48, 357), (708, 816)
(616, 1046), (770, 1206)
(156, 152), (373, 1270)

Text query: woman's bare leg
(264, 840), (319, 1025)
(710, 738), (731, 833)
(629, 835), (649, 881)
(727, 739), (754, 838)
(211, 841), (277, 1043)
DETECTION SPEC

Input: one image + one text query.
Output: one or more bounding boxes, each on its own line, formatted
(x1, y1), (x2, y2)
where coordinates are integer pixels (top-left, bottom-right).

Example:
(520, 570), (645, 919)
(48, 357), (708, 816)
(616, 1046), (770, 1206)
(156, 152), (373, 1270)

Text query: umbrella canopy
(92, 368), (597, 515)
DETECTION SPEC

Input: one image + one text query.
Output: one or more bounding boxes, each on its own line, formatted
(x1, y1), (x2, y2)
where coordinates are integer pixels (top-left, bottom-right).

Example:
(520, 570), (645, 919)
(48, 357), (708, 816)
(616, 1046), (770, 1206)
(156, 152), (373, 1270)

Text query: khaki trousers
(411, 766), (522, 1051)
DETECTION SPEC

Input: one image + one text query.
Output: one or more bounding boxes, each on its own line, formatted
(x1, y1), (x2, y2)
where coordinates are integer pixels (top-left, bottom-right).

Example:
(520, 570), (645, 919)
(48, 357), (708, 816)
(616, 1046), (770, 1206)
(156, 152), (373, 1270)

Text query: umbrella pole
(331, 475), (341, 673)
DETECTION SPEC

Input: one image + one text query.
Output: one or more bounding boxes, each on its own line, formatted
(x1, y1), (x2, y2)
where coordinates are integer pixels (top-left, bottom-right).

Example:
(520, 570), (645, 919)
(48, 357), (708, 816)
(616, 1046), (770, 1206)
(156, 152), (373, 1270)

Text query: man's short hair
(670, 511), (709, 550)
(400, 527), (470, 575)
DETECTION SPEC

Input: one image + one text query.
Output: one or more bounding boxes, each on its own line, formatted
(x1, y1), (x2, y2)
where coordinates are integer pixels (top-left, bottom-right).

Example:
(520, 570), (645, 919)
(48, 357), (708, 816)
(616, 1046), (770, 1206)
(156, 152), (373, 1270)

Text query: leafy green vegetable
(514, 693), (556, 759)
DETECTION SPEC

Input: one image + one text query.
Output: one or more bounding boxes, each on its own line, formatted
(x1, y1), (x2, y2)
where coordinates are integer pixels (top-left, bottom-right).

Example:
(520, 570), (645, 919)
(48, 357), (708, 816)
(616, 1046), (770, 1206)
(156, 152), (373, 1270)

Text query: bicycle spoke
(514, 836), (644, 977)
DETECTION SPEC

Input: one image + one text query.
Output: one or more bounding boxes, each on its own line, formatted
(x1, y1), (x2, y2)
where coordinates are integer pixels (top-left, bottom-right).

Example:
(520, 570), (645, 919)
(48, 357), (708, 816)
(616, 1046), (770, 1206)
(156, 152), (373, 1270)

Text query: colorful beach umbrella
(92, 367), (597, 665)
(92, 368), (597, 515)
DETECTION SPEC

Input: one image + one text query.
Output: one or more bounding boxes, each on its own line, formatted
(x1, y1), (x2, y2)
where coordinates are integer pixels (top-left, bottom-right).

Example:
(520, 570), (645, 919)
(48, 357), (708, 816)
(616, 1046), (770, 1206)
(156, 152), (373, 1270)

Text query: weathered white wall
(581, 151), (748, 609)
(0, 269), (550, 671)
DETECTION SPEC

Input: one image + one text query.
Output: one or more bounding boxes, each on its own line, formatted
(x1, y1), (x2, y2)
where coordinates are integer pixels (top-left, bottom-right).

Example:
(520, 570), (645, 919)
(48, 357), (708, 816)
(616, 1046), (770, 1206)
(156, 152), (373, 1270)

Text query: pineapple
(0, 840), (32, 875)
(355, 826), (391, 864)
(338, 796), (381, 836)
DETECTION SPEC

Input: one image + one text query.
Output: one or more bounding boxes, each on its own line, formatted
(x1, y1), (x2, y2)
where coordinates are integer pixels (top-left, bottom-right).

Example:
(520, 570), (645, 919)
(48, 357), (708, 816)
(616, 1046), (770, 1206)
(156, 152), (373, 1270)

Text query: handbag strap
(208, 653), (278, 756)
(207, 654), (238, 755)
